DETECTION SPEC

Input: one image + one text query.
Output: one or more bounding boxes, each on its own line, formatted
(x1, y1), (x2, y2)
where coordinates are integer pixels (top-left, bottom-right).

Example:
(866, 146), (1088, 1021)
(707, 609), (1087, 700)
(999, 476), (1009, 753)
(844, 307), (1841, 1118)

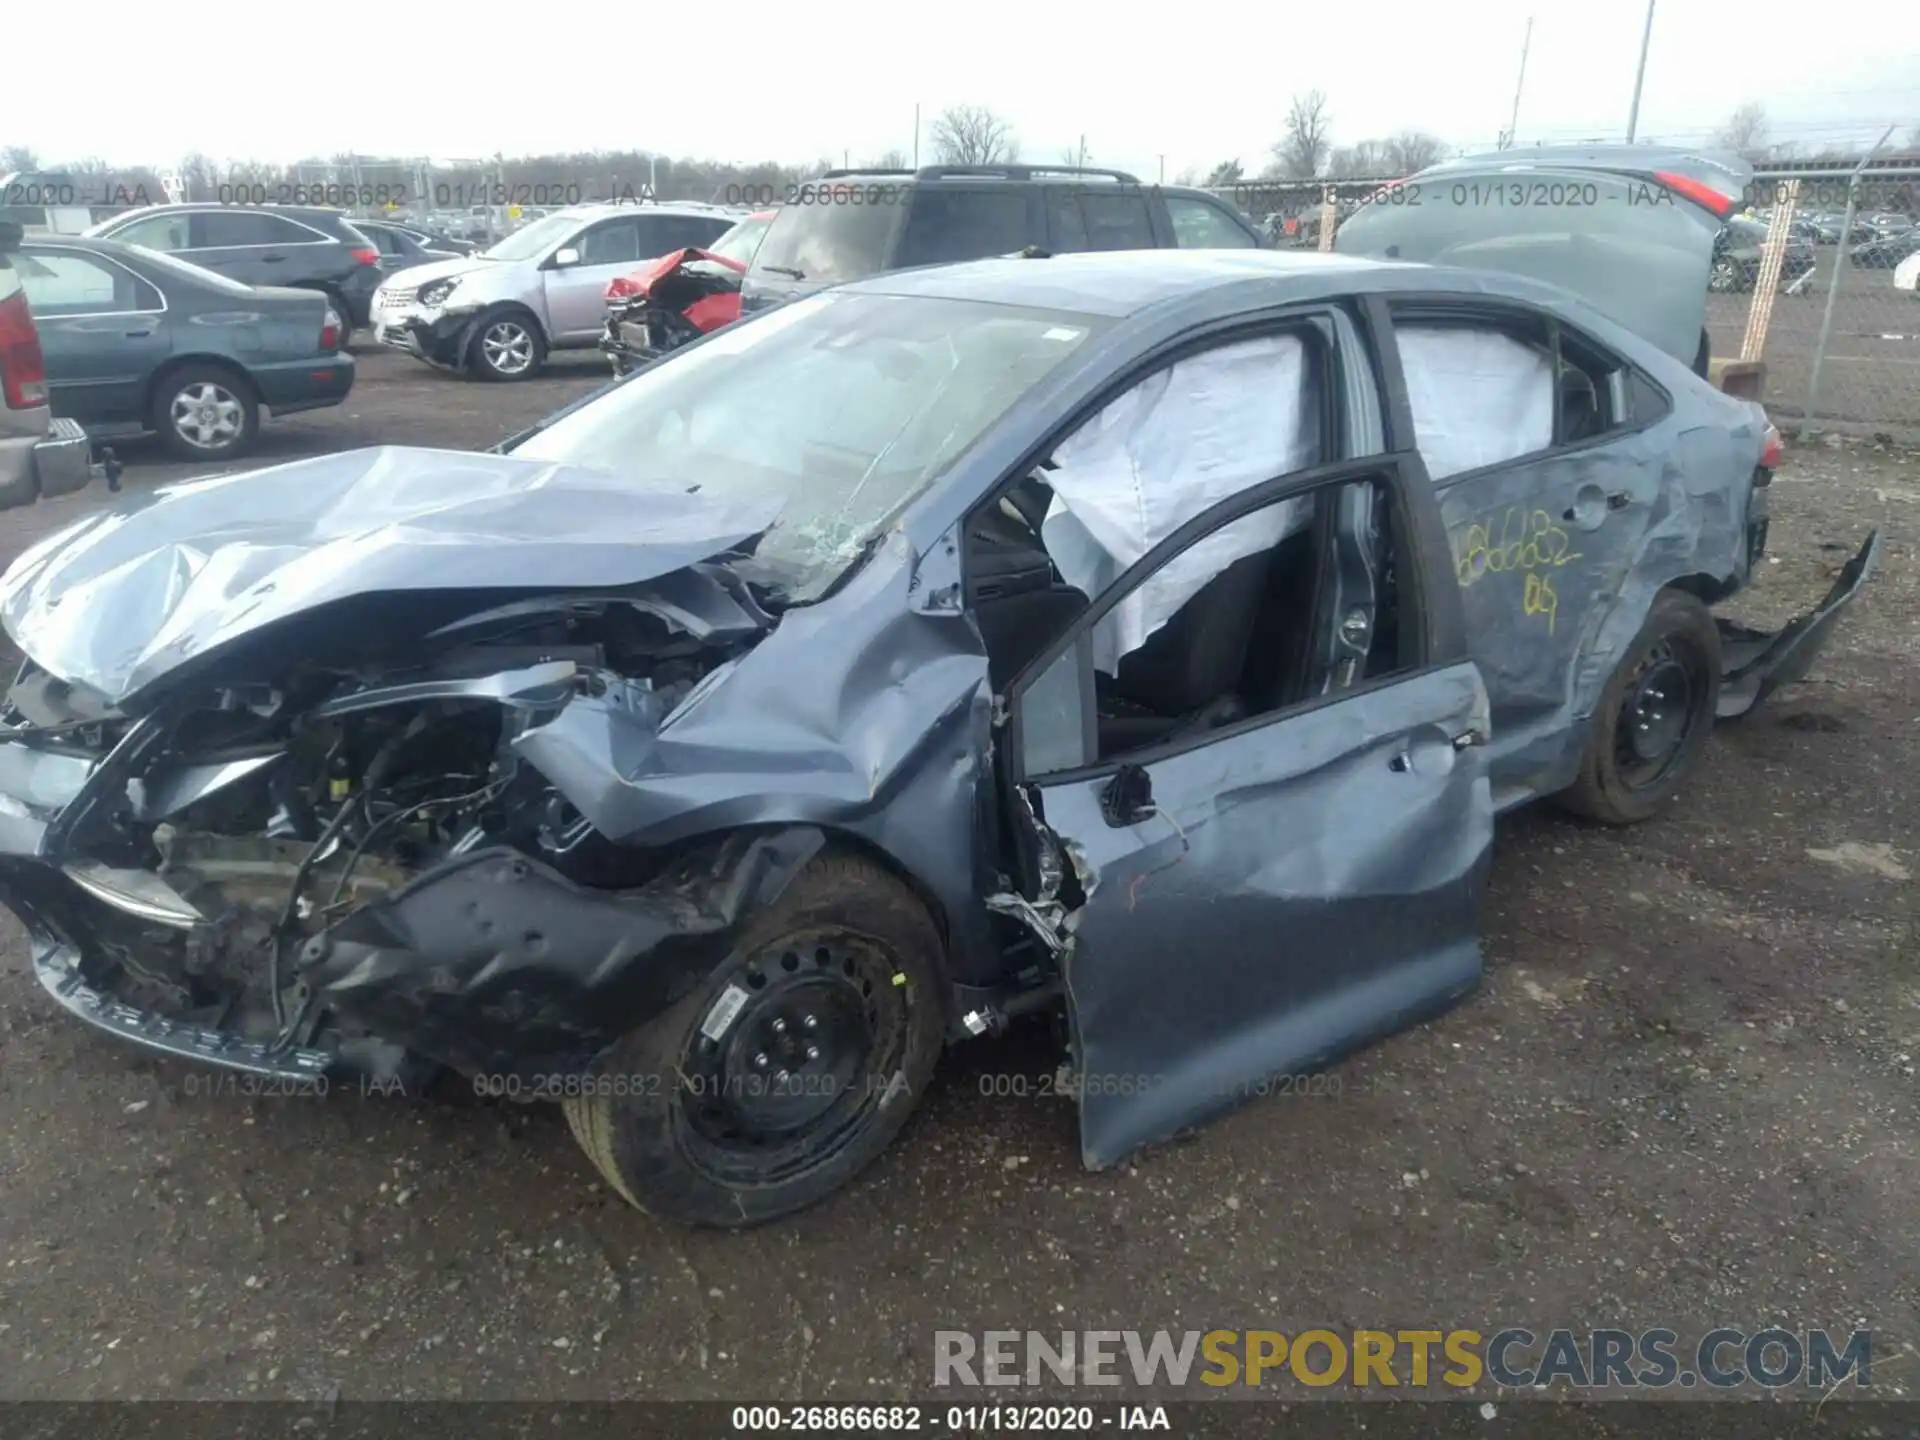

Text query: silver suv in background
(370, 202), (746, 380)
(0, 222), (96, 510)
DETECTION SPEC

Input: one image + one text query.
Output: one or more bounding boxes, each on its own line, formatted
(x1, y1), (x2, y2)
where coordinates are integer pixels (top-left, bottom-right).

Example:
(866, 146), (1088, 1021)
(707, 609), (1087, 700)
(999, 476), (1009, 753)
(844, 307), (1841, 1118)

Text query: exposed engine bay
(600, 248), (747, 376)
(5, 585), (760, 1082)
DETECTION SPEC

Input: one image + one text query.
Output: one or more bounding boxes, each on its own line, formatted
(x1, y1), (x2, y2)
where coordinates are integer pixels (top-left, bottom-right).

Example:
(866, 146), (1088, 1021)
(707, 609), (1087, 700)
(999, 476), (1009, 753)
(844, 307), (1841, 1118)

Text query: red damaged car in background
(601, 210), (773, 374)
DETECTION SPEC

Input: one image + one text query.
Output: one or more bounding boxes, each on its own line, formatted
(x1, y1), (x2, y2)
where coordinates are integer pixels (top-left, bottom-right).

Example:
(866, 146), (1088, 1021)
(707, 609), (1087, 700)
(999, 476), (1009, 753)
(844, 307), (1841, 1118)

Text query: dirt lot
(0, 349), (1915, 1406)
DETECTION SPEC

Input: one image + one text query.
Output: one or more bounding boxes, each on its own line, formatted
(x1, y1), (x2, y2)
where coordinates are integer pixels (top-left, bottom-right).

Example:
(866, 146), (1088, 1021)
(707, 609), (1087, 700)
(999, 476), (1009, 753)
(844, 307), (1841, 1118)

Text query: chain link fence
(1206, 166), (1920, 441)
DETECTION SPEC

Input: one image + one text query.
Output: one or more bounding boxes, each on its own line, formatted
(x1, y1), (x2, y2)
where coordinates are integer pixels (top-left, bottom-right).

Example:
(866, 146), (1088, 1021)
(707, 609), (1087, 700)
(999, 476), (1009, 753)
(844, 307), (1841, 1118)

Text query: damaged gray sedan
(0, 251), (1879, 1227)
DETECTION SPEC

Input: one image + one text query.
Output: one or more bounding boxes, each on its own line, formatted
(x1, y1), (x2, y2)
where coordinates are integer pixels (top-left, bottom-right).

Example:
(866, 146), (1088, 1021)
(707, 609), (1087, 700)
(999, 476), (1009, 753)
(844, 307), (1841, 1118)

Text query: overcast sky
(7, 0), (1915, 178)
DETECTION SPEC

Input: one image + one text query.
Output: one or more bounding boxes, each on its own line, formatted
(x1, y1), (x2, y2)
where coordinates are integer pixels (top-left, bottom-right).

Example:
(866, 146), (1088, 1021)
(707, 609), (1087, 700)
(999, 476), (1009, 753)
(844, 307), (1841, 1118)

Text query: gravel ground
(0, 349), (1914, 1406)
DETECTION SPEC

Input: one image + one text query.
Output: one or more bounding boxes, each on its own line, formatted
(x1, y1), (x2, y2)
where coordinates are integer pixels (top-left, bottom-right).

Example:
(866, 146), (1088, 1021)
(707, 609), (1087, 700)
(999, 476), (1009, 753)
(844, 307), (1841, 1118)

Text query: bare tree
(930, 105), (1019, 166)
(1715, 102), (1769, 161)
(868, 148), (911, 169)
(1173, 165), (1203, 186)
(1327, 139), (1388, 177)
(1204, 159), (1245, 186)
(1382, 131), (1448, 174)
(0, 145), (40, 174)
(1271, 90), (1333, 180)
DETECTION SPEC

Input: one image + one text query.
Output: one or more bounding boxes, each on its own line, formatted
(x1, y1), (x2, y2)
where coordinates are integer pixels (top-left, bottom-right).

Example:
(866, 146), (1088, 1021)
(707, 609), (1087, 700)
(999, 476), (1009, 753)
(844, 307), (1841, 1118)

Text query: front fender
(306, 827), (827, 1080)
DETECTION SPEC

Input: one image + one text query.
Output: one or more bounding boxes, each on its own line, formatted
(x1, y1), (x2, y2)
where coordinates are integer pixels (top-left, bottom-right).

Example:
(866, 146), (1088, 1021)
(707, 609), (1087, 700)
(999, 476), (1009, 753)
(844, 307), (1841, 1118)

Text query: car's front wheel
(563, 851), (946, 1227)
(151, 364), (260, 462)
(468, 311), (546, 381)
(1708, 258), (1744, 293)
(1557, 590), (1722, 826)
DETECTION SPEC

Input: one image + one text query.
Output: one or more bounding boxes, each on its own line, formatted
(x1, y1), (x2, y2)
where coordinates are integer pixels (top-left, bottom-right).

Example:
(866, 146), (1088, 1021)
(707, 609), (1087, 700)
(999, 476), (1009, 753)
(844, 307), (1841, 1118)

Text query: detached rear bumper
(1718, 529), (1882, 719)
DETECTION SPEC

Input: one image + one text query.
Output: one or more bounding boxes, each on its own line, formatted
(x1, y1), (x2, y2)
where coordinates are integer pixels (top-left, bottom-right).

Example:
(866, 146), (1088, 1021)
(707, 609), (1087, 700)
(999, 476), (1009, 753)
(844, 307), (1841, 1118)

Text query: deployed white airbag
(1041, 334), (1319, 675)
(1395, 324), (1555, 482)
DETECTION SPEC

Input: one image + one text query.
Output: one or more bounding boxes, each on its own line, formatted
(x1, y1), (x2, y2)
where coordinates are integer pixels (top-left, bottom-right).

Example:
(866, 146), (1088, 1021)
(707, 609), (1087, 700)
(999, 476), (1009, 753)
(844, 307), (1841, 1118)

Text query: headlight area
(416, 278), (460, 308)
(5, 593), (785, 1087)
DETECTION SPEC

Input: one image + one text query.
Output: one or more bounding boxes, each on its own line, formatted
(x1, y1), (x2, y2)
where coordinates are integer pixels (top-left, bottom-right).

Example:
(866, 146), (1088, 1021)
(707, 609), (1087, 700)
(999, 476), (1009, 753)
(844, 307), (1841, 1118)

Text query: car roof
(844, 248), (1457, 318)
(546, 201), (748, 222)
(96, 202), (357, 224)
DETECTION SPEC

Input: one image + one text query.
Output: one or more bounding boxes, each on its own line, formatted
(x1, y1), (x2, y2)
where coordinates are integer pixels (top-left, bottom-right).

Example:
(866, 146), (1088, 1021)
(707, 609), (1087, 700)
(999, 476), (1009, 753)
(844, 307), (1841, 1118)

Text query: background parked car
(12, 235), (354, 461)
(599, 208), (779, 373)
(739, 164), (1268, 315)
(1849, 230), (1920, 270)
(372, 202), (744, 380)
(83, 204), (383, 341)
(0, 222), (95, 507)
(1711, 216), (1819, 292)
(351, 218), (467, 278)
(1895, 249), (1920, 295)
(1803, 211), (1877, 246)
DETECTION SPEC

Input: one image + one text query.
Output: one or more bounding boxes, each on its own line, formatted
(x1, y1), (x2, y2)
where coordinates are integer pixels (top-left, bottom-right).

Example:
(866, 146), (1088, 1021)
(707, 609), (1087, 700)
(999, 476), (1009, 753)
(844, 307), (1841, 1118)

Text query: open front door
(999, 461), (1496, 1169)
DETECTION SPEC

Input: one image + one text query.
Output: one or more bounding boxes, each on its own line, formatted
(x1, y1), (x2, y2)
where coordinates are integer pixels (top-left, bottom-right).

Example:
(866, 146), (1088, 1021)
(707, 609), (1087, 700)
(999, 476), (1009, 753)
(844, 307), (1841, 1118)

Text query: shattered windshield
(510, 290), (1107, 601)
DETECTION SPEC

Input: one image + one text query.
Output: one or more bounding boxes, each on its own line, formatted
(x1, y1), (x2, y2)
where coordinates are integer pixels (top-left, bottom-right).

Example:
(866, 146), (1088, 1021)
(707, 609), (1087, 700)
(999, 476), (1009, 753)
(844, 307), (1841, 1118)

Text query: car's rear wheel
(151, 364), (260, 462)
(1557, 590), (1722, 826)
(563, 852), (945, 1227)
(468, 311), (545, 381)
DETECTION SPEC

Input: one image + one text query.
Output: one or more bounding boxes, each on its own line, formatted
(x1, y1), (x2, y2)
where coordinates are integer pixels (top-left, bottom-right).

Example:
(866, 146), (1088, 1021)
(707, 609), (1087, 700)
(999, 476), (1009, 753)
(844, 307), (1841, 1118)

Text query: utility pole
(913, 103), (920, 168)
(1501, 17), (1533, 149)
(1625, 0), (1656, 142)
(1158, 154), (1165, 182)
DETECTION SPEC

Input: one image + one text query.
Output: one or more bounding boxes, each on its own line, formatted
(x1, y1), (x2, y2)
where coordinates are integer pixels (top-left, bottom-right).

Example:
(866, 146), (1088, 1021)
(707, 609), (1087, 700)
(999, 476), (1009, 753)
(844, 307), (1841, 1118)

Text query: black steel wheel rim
(676, 928), (907, 1185)
(1612, 638), (1706, 792)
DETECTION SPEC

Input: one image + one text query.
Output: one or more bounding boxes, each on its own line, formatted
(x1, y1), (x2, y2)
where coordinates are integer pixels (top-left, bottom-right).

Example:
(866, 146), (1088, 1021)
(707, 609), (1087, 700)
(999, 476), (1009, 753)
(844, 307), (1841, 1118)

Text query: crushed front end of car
(0, 444), (860, 1085)
(600, 249), (747, 377)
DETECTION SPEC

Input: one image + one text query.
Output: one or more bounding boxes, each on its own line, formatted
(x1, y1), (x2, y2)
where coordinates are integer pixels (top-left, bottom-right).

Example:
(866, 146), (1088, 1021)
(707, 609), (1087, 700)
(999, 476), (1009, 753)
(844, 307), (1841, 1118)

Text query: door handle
(1563, 491), (1633, 523)
(259, 253), (286, 263)
(124, 328), (152, 338)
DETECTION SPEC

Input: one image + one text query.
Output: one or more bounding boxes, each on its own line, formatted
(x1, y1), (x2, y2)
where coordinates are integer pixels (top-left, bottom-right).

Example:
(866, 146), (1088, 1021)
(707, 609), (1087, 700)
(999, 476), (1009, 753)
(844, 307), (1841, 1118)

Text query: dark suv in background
(83, 204), (383, 334)
(740, 165), (1267, 314)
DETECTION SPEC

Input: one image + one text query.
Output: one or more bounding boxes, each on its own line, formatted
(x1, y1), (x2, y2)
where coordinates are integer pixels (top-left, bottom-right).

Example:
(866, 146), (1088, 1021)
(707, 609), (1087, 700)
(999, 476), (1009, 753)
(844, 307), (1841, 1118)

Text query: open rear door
(997, 459), (1496, 1168)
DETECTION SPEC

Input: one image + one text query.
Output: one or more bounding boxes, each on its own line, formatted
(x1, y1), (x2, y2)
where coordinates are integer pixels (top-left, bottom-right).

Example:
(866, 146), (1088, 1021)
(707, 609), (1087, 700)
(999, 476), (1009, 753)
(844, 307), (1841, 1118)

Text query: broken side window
(1014, 472), (1416, 774)
(1038, 332), (1327, 677)
(1393, 322), (1556, 482)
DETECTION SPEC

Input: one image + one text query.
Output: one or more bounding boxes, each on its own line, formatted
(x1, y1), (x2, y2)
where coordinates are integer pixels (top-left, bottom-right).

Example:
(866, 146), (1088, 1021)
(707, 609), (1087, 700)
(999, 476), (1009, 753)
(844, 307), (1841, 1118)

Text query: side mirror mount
(1099, 762), (1156, 828)
(551, 246), (580, 268)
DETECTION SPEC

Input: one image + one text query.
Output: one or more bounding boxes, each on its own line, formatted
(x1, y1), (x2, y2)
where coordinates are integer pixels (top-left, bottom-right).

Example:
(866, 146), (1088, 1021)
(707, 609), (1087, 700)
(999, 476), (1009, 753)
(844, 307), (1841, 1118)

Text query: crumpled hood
(613, 247), (749, 299)
(0, 446), (781, 705)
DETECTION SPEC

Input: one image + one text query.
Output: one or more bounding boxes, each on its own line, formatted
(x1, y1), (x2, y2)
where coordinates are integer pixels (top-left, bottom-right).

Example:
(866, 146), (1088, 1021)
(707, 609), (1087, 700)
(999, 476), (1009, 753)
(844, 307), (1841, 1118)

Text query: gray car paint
(0, 250), (1877, 1174)
(1334, 147), (1754, 368)
(0, 445), (784, 706)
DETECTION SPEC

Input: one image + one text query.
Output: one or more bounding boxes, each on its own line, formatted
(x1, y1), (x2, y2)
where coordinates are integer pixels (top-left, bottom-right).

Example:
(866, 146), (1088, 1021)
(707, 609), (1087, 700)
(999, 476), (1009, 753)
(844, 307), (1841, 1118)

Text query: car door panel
(544, 219), (641, 341)
(1041, 658), (1492, 1168)
(998, 458), (1493, 1171)
(1435, 438), (1654, 782)
(19, 251), (170, 429)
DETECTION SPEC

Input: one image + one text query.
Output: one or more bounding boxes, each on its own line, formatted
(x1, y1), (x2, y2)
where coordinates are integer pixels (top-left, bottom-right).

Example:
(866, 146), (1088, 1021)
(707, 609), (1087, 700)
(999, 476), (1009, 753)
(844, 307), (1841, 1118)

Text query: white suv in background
(1895, 250), (1920, 296)
(369, 202), (746, 380)
(0, 223), (94, 510)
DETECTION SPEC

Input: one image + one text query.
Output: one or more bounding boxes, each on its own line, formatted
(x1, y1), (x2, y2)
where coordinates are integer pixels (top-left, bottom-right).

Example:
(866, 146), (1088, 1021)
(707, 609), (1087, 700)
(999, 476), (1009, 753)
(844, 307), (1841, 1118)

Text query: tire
(1557, 590), (1722, 826)
(1707, 258), (1741, 293)
(325, 290), (357, 353)
(467, 309), (546, 381)
(563, 851), (946, 1227)
(151, 363), (260, 462)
